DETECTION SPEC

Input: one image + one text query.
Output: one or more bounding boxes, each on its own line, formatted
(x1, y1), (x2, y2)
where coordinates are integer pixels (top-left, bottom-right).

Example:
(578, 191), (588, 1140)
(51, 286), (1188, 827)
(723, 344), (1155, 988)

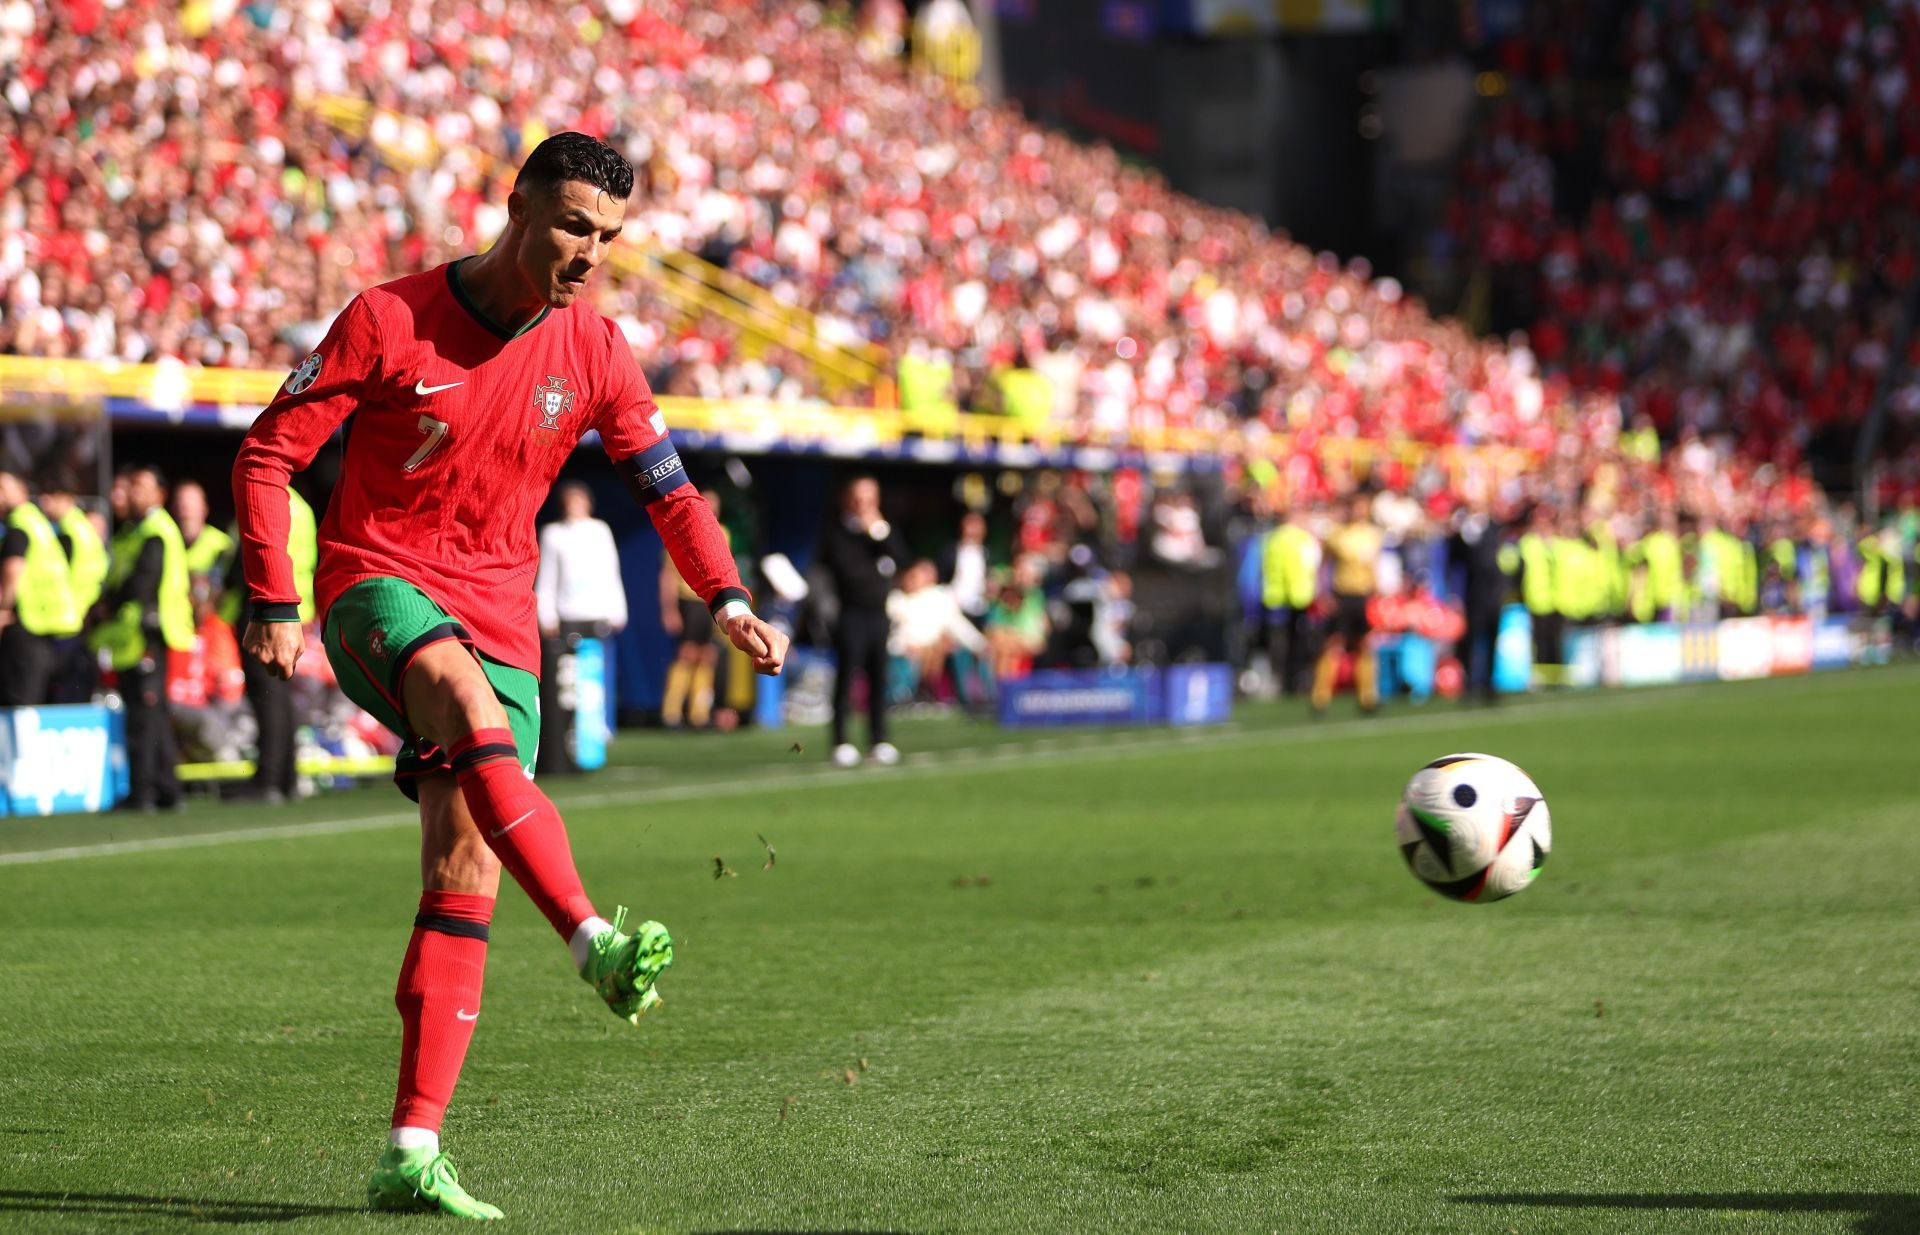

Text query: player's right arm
(232, 294), (386, 678)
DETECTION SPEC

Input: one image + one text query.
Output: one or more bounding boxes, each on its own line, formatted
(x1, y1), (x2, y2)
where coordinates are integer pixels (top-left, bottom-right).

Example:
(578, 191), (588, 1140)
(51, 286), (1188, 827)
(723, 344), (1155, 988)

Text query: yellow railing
(308, 95), (890, 402)
(638, 247), (890, 402)
(0, 354), (282, 406)
(0, 353), (1538, 484)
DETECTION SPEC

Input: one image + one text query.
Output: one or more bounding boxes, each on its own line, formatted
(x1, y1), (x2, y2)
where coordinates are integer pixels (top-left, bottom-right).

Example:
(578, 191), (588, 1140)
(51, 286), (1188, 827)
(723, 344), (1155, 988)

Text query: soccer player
(232, 133), (788, 1221)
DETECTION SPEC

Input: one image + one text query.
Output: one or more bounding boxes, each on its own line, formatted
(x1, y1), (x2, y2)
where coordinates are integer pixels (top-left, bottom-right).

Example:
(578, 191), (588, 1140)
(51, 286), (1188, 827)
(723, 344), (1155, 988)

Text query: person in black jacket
(819, 476), (908, 766)
(1448, 496), (1508, 702)
(99, 466), (185, 811)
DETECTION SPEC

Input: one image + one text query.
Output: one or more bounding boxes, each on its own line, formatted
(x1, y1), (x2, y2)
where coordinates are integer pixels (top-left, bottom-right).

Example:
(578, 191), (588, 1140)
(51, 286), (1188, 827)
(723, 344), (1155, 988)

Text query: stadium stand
(4, 0), (1591, 462)
(1449, 0), (1920, 495)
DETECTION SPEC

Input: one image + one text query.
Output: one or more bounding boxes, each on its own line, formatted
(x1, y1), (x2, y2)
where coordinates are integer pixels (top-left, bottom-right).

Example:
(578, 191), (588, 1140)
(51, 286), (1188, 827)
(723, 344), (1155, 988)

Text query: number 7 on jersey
(406, 415), (449, 472)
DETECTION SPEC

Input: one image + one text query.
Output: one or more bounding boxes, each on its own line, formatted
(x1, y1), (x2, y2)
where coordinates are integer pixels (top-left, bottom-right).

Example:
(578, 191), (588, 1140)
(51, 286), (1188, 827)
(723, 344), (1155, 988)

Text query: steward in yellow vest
(986, 356), (1055, 427)
(45, 497), (108, 616)
(1588, 519), (1628, 620)
(0, 471), (80, 705)
(1261, 512), (1322, 698)
(898, 344), (958, 429)
(1627, 517), (1685, 622)
(222, 489), (317, 627)
(1857, 528), (1909, 613)
(94, 466), (191, 810)
(5, 495), (80, 637)
(1261, 519), (1321, 612)
(1700, 524), (1756, 616)
(1516, 505), (1565, 683)
(94, 504), (195, 670)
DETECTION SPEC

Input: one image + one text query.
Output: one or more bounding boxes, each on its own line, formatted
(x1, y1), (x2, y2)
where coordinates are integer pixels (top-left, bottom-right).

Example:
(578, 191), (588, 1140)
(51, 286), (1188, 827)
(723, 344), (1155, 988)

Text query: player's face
(522, 180), (627, 308)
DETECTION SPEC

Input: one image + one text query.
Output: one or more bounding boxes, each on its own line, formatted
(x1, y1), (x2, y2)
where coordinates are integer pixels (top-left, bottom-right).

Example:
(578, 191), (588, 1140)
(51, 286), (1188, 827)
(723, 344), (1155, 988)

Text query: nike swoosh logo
(415, 379), (464, 395)
(455, 1009), (479, 1021)
(489, 808), (535, 839)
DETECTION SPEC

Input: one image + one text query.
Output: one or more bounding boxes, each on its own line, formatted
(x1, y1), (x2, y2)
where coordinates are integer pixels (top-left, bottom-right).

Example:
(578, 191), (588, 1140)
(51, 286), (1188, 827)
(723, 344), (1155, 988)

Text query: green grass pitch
(0, 667), (1915, 1233)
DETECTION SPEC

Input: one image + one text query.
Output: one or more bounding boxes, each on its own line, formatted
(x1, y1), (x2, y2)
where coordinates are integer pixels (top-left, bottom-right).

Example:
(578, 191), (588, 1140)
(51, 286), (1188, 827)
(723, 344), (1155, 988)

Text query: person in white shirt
(536, 483), (629, 640)
(887, 560), (986, 699)
(535, 484), (629, 770)
(939, 510), (990, 619)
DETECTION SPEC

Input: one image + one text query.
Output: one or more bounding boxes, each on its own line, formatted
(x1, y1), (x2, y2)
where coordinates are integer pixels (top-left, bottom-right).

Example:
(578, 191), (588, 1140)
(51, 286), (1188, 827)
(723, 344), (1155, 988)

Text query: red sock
(449, 729), (597, 939)
(392, 891), (493, 1133)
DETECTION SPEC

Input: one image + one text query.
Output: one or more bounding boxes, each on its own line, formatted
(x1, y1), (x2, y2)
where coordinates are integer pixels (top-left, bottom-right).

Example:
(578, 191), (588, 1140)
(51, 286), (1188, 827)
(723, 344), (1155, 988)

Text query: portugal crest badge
(533, 375), (575, 430)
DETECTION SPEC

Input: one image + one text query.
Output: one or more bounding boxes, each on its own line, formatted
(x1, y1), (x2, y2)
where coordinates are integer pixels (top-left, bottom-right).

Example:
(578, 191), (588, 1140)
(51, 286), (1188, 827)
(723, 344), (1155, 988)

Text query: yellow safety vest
(92, 507), (195, 669)
(993, 367), (1054, 426)
(1628, 530), (1684, 622)
(1552, 536), (1594, 620)
(1703, 531), (1755, 614)
(7, 502), (80, 636)
(1588, 523), (1626, 619)
(288, 489), (318, 623)
(1858, 537), (1908, 609)
(218, 490), (318, 626)
(898, 353), (956, 414)
(59, 507), (108, 615)
(182, 524), (234, 580)
(1261, 523), (1320, 610)
(1517, 534), (1554, 616)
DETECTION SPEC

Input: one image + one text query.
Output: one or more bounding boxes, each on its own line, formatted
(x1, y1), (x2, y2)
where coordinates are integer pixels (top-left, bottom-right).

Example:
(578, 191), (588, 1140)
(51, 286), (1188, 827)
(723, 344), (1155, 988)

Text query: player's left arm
(596, 326), (786, 675)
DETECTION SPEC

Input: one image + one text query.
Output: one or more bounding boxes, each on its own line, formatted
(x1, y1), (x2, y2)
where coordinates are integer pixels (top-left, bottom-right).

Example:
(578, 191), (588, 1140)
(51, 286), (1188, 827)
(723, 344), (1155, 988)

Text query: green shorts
(322, 577), (540, 800)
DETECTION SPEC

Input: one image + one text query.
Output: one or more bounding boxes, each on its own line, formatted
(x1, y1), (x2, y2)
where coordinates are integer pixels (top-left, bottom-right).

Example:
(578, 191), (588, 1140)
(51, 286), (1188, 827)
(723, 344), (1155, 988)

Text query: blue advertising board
(1164, 664), (1234, 726)
(998, 665), (1236, 729)
(999, 668), (1163, 729)
(0, 705), (129, 816)
(1563, 628), (1602, 689)
(1811, 618), (1855, 670)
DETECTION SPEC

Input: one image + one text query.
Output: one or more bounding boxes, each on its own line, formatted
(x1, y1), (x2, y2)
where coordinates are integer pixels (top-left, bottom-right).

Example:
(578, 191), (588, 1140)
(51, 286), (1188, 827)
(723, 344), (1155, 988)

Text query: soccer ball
(1394, 753), (1551, 903)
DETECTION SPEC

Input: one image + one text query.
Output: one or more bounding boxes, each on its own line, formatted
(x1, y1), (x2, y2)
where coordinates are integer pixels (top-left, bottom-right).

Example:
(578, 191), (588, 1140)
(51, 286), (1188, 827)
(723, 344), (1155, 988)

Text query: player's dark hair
(515, 132), (634, 202)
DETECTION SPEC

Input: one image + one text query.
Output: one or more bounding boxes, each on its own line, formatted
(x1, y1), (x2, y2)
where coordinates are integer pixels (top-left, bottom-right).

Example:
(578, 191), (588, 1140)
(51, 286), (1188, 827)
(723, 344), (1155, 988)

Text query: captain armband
(615, 439), (691, 506)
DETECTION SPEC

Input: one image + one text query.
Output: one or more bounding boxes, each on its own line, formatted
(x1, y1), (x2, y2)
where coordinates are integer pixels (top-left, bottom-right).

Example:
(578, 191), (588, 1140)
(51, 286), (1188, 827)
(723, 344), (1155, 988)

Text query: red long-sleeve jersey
(233, 262), (746, 677)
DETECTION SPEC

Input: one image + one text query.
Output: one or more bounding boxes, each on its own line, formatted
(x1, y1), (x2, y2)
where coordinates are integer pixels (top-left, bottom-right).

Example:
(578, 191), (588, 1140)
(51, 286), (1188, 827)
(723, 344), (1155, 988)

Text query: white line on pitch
(0, 672), (1884, 868)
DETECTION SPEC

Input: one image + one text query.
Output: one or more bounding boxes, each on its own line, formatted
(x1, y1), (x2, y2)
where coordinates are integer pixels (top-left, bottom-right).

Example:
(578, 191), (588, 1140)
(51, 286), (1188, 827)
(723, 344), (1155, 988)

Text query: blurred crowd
(5, 0), (1652, 465)
(11, 0), (1916, 521)
(807, 439), (1919, 746)
(1450, 0), (1920, 495)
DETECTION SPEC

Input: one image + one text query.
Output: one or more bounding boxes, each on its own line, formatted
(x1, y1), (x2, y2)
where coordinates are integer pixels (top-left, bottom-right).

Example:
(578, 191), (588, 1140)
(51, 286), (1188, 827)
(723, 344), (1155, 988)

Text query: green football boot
(579, 905), (673, 1024)
(367, 1146), (503, 1220)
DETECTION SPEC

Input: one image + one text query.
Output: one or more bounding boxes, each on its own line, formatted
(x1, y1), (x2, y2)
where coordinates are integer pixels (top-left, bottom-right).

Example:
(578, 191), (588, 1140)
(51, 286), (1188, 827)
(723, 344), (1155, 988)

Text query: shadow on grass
(1455, 1192), (1920, 1235)
(0, 1190), (364, 1224)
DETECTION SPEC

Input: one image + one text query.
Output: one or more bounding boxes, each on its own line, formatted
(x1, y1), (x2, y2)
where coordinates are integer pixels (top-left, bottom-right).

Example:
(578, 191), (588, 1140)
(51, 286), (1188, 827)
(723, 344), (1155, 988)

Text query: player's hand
(243, 620), (305, 680)
(723, 612), (788, 676)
